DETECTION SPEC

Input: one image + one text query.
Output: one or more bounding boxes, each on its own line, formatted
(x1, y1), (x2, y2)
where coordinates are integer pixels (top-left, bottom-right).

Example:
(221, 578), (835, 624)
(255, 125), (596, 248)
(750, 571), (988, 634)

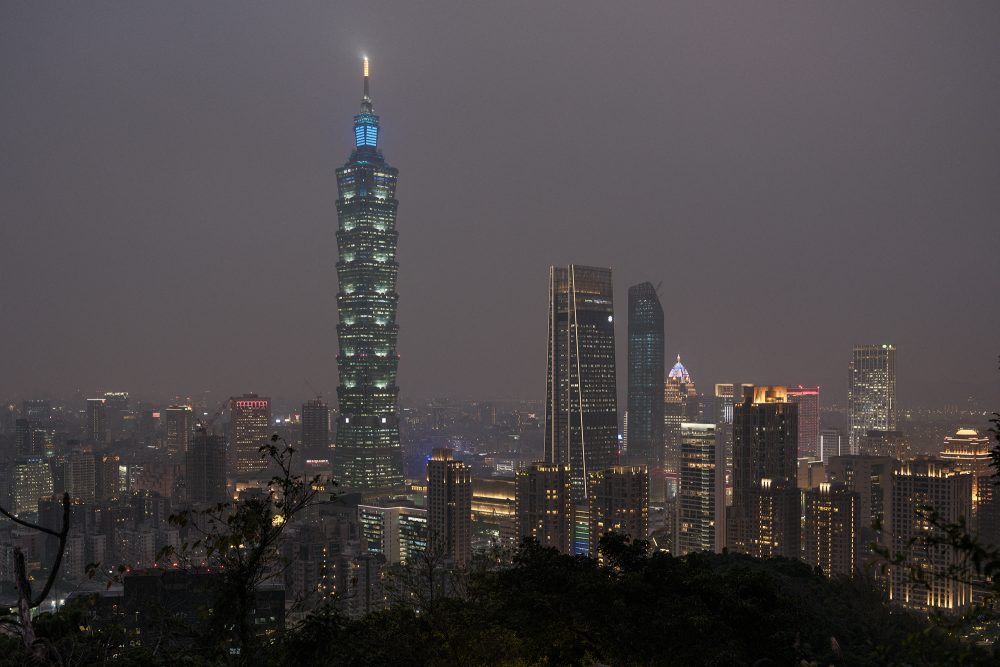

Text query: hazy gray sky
(2, 1), (998, 409)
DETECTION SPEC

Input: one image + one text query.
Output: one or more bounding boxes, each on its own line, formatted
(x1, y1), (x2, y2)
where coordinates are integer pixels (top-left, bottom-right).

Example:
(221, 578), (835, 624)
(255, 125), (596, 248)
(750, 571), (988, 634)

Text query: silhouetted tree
(0, 492), (71, 663)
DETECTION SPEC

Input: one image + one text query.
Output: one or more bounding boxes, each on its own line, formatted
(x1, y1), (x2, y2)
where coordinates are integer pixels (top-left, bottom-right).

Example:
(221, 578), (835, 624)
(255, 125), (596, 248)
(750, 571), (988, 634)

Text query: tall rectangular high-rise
(728, 386), (798, 554)
(749, 478), (800, 559)
(889, 459), (972, 612)
(164, 405), (193, 454)
(86, 398), (108, 445)
(713, 383), (752, 508)
(588, 466), (649, 557)
(65, 451), (96, 503)
(825, 454), (897, 568)
(186, 431), (227, 506)
(300, 399), (330, 460)
(426, 448), (473, 566)
(545, 265), (619, 502)
(516, 462), (572, 553)
(848, 344), (896, 452)
(332, 59), (405, 490)
(103, 391), (130, 441)
(10, 459), (53, 517)
(626, 282), (664, 470)
(230, 394), (271, 475)
(95, 454), (122, 502)
(15, 418), (46, 457)
(677, 423), (725, 555)
(803, 482), (859, 577)
(732, 387), (798, 514)
(663, 357), (698, 484)
(786, 386), (820, 460)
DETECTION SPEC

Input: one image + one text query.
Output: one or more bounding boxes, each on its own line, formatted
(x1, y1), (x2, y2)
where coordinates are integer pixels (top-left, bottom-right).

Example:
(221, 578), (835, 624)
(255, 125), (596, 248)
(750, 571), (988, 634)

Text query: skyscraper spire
(334, 59), (403, 490)
(354, 56), (378, 148)
(361, 56), (372, 113)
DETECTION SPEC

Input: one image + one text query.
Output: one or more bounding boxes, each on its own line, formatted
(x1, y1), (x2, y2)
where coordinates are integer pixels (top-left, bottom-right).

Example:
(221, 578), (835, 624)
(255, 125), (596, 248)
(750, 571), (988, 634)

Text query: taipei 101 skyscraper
(332, 58), (404, 489)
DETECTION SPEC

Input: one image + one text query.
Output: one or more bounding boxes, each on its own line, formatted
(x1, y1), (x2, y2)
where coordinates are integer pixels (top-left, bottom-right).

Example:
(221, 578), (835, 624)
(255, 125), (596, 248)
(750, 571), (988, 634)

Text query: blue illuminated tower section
(332, 58), (404, 489)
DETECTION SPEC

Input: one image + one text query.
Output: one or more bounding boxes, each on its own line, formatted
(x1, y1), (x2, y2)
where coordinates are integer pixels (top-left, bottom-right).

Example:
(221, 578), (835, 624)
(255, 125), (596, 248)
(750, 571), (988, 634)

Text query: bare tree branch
(0, 504), (62, 538)
(31, 492), (72, 607)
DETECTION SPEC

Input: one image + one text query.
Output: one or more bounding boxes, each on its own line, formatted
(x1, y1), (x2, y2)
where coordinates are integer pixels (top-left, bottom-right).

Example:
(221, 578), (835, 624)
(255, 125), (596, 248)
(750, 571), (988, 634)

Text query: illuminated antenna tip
(363, 57), (369, 78)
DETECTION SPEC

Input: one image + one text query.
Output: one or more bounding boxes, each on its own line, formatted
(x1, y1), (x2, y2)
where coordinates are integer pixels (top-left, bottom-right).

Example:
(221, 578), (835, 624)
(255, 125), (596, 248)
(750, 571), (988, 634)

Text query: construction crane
(195, 398), (230, 436)
(304, 380), (323, 402)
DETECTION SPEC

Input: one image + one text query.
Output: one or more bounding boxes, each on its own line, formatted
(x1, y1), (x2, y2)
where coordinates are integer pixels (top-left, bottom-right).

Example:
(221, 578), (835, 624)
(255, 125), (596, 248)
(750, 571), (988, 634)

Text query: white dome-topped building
(663, 355), (699, 489)
(668, 356), (692, 385)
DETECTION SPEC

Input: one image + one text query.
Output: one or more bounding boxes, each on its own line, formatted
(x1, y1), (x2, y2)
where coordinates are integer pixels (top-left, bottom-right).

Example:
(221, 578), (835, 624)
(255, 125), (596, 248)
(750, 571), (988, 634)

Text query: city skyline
(0, 6), (998, 655)
(2, 3), (999, 411)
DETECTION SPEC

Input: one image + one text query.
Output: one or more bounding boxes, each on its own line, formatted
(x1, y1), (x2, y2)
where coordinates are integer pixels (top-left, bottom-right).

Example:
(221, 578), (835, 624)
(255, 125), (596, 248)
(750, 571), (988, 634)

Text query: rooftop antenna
(361, 56), (372, 112)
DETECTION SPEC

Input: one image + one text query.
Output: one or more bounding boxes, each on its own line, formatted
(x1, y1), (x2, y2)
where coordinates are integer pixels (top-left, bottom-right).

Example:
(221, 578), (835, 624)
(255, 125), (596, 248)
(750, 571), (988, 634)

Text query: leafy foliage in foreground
(0, 537), (992, 666)
(275, 538), (994, 667)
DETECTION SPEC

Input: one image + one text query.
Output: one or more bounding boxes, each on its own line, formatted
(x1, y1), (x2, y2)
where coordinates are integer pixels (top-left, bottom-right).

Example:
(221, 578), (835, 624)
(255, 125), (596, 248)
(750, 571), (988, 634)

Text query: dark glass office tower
(186, 431), (227, 506)
(626, 282), (664, 469)
(544, 265), (619, 502)
(301, 398), (330, 460)
(727, 385), (798, 555)
(332, 59), (404, 490)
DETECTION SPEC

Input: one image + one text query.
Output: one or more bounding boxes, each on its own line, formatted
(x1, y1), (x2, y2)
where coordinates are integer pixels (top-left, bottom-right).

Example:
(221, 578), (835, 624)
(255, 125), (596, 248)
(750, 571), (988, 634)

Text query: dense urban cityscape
(3, 3), (999, 665)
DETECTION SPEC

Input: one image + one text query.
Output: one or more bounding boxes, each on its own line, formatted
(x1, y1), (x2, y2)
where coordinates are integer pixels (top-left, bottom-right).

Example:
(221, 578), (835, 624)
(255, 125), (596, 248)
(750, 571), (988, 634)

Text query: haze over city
(3, 2), (999, 407)
(5, 3), (1000, 665)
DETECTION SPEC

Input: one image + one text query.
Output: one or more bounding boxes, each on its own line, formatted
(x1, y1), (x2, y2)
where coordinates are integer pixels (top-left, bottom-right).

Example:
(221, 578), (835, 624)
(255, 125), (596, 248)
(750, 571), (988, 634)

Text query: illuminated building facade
(728, 386), (798, 554)
(588, 466), (649, 557)
(544, 266), (618, 502)
(332, 58), (405, 490)
(15, 418), (47, 457)
(889, 459), (972, 611)
(940, 428), (992, 477)
(803, 482), (858, 576)
(357, 504), (427, 565)
(848, 344), (896, 452)
(749, 478), (800, 559)
(65, 450), (96, 503)
(471, 476), (517, 549)
(786, 386), (819, 459)
(230, 394), (271, 475)
(164, 405), (193, 454)
(427, 448), (472, 566)
(10, 458), (53, 517)
(626, 282), (664, 469)
(677, 423), (724, 555)
(825, 454), (896, 555)
(663, 356), (698, 480)
(940, 428), (993, 532)
(516, 462), (572, 553)
(397, 511), (429, 565)
(713, 384), (735, 507)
